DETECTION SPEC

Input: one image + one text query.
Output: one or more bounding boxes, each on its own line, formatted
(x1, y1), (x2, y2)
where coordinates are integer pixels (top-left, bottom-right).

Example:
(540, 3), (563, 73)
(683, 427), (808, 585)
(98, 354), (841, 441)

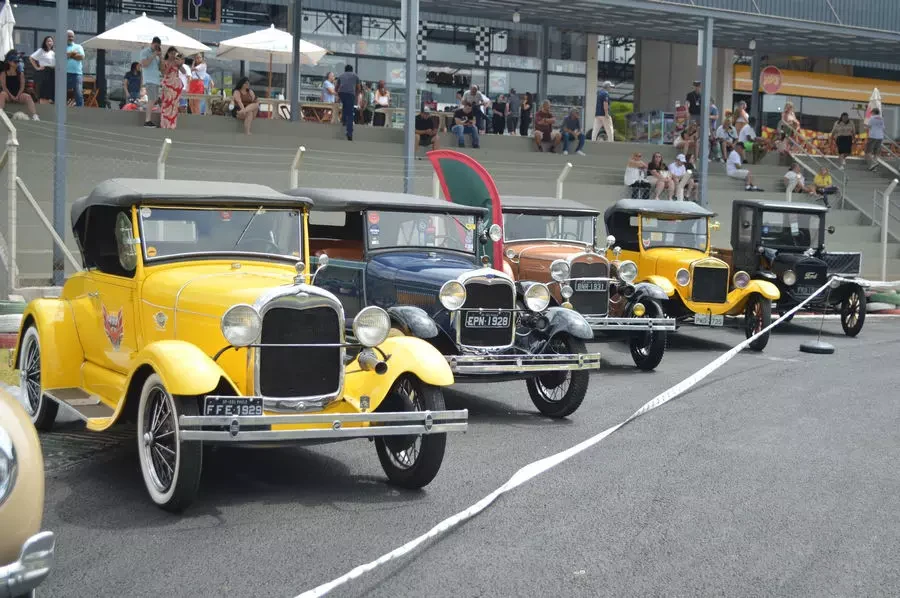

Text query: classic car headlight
(353, 306), (391, 348)
(676, 268), (691, 287)
(524, 283), (551, 312)
(439, 280), (467, 311)
(550, 259), (570, 282)
(617, 260), (638, 283)
(221, 304), (262, 347)
(733, 271), (751, 289)
(783, 270), (797, 286)
(0, 426), (17, 506)
(488, 223), (503, 242)
(560, 285), (574, 299)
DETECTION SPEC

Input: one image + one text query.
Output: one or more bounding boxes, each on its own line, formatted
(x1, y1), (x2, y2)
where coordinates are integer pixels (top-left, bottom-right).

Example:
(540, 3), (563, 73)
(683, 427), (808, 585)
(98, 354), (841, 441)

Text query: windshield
(139, 206), (302, 261)
(503, 212), (594, 244)
(760, 211), (821, 249)
(365, 210), (476, 252)
(640, 215), (708, 251)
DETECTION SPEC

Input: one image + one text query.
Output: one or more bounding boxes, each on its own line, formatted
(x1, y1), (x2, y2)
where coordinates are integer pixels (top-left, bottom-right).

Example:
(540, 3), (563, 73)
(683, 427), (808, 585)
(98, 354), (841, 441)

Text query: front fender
(16, 299), (84, 390)
(633, 281), (669, 302)
(723, 280), (781, 314)
(344, 336), (454, 410)
(130, 340), (239, 397)
(544, 306), (594, 340)
(644, 275), (676, 297)
(387, 306), (439, 338)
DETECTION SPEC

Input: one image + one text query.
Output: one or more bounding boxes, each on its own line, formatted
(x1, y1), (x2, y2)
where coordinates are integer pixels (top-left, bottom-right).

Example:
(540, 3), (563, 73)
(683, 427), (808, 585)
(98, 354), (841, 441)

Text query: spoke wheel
(375, 375), (447, 489)
(18, 326), (58, 430)
(744, 294), (772, 352)
(629, 299), (668, 371)
(136, 374), (202, 512)
(526, 335), (590, 418)
(840, 289), (866, 337)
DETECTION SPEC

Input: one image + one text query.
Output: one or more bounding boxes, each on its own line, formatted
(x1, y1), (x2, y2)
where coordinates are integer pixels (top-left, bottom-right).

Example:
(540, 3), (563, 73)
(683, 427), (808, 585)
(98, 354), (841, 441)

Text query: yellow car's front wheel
(744, 294), (772, 352)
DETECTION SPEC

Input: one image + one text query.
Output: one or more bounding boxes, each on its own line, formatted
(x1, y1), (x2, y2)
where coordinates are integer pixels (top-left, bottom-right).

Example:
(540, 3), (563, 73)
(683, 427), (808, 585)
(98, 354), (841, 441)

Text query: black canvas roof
(285, 187), (486, 216)
(733, 199), (828, 214)
(501, 195), (599, 216)
(606, 199), (716, 217)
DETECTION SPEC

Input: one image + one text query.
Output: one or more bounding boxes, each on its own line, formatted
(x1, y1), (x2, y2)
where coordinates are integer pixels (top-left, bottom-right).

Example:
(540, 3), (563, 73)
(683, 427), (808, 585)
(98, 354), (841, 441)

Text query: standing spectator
(709, 97), (719, 135)
(361, 82), (375, 124)
(726, 144), (762, 191)
(140, 36), (162, 127)
(452, 102), (479, 148)
(335, 65), (361, 141)
(646, 152), (675, 200)
(65, 30), (85, 107)
(780, 101), (801, 138)
(159, 47), (184, 130)
(322, 71), (336, 103)
(519, 92), (533, 136)
(624, 152), (651, 199)
(122, 62), (142, 105)
(592, 80), (614, 142)
(686, 80), (702, 126)
(373, 80), (391, 126)
(492, 94), (508, 135)
(188, 53), (207, 115)
(714, 116), (738, 162)
(461, 85), (490, 134)
(830, 112), (855, 168)
(415, 106), (440, 156)
(232, 77), (259, 135)
(561, 108), (586, 156)
(29, 36), (55, 105)
(668, 153), (694, 201)
(533, 100), (560, 153)
(0, 58), (39, 119)
(506, 88), (520, 135)
(733, 100), (749, 128)
(773, 131), (793, 166)
(865, 108), (885, 171)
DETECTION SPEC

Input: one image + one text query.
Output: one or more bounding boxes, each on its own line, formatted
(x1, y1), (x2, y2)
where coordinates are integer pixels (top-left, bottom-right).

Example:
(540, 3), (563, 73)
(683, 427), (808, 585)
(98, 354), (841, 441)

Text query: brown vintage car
(0, 388), (55, 596)
(501, 196), (675, 370)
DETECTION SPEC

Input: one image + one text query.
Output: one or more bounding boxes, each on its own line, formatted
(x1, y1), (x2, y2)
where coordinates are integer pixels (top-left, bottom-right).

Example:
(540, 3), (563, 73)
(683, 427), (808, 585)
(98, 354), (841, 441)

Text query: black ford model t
(723, 199), (867, 336)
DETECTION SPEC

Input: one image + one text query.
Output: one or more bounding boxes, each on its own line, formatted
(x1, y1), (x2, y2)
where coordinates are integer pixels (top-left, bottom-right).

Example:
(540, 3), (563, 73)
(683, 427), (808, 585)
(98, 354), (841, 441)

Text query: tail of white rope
(295, 274), (899, 598)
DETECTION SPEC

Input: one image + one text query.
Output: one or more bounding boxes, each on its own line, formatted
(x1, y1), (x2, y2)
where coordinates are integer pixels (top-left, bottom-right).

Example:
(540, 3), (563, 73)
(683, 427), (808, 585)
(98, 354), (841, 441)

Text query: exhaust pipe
(358, 349), (388, 375)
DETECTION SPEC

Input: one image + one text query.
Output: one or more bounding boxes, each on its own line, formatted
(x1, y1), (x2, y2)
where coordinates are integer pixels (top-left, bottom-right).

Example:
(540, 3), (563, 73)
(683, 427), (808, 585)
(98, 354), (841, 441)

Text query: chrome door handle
(87, 291), (99, 298)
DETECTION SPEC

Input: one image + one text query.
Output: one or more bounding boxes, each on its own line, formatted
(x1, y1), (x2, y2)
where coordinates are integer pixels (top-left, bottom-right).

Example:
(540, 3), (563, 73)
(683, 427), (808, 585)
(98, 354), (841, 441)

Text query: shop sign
(761, 66), (783, 94)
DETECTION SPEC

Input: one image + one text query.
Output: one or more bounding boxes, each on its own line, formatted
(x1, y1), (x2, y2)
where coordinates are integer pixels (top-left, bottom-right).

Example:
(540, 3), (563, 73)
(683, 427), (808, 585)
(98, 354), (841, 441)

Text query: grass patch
(0, 349), (18, 386)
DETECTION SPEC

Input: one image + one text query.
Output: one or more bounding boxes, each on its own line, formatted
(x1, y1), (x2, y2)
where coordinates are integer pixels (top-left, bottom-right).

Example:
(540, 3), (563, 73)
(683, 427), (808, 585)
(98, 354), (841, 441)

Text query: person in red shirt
(533, 100), (561, 152)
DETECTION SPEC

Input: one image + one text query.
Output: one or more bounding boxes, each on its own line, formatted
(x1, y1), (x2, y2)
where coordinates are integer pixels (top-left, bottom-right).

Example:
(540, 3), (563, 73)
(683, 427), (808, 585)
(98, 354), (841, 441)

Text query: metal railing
(872, 179), (899, 281)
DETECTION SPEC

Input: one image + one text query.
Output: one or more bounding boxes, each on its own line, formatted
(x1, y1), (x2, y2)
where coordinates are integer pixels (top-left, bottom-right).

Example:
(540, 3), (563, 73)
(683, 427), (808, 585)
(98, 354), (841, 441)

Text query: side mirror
(605, 234), (616, 248)
(827, 225), (835, 235)
(710, 221), (721, 231)
(741, 220), (751, 230)
(613, 246), (622, 259)
(311, 253), (329, 284)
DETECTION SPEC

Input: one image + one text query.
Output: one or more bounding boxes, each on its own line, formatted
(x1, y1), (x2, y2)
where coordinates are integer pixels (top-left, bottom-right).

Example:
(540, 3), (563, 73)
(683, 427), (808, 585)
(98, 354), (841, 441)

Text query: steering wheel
(236, 237), (281, 254)
(561, 232), (581, 241)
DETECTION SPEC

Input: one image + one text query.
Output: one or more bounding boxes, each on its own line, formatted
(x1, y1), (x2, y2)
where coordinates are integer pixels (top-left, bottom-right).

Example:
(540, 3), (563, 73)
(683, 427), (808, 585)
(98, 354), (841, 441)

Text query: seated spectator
(533, 100), (561, 152)
(624, 152), (651, 199)
(774, 131), (793, 166)
(683, 153), (699, 200)
(452, 102), (480, 149)
(647, 152), (675, 200)
(123, 62), (142, 106)
(415, 106), (440, 157)
(715, 117), (738, 162)
(561, 108), (586, 156)
(738, 116), (767, 163)
(674, 128), (696, 158)
(814, 166), (838, 207)
(0, 57), (38, 120)
(232, 77), (259, 135)
(784, 163), (817, 197)
(726, 144), (763, 191)
(668, 153), (695, 201)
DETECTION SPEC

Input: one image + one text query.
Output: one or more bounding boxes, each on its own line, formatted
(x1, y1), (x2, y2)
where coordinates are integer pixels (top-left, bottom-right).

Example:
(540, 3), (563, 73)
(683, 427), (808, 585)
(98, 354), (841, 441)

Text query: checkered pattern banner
(475, 26), (490, 67)
(417, 21), (428, 62)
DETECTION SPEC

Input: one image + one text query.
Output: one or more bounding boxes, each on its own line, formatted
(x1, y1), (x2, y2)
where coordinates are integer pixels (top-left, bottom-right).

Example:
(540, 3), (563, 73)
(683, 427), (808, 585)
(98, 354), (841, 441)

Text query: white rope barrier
(294, 274), (899, 598)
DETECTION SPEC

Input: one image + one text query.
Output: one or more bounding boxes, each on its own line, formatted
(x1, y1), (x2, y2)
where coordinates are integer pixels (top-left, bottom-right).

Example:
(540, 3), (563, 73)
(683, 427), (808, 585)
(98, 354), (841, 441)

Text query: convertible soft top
(501, 195), (599, 216)
(286, 187), (487, 216)
(607, 198), (716, 217)
(733, 198), (828, 214)
(72, 178), (310, 227)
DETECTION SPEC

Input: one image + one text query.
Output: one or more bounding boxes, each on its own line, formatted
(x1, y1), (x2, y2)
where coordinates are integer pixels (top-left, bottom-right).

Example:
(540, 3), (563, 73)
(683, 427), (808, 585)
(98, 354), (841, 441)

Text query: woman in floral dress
(160, 47), (184, 129)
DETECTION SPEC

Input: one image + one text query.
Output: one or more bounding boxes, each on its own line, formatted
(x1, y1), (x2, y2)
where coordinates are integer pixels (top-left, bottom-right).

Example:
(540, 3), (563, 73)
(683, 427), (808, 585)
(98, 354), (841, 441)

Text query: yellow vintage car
(603, 199), (780, 351)
(0, 388), (55, 596)
(13, 179), (468, 512)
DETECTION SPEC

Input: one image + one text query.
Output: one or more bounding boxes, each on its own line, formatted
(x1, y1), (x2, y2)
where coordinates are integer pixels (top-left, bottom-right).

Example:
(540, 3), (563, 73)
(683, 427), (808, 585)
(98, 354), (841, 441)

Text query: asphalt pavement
(33, 318), (900, 598)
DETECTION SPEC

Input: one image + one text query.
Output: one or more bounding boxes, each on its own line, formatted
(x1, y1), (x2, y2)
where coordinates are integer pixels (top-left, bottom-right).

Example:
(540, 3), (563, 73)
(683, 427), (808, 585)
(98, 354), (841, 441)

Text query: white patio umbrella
(82, 12), (210, 53)
(865, 88), (882, 125)
(0, 0), (16, 58)
(216, 24), (327, 96)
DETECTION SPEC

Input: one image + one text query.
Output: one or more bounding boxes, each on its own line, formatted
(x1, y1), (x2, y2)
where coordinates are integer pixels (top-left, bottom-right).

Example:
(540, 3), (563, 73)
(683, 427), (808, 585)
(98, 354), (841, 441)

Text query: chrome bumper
(584, 316), (677, 331)
(0, 531), (55, 598)
(178, 410), (468, 442)
(447, 352), (602, 375)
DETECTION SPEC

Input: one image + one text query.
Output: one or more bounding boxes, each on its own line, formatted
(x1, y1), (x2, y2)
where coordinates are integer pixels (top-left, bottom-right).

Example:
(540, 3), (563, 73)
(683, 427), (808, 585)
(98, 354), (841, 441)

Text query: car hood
(369, 250), (478, 288)
(641, 247), (711, 275)
(142, 262), (296, 317)
(508, 241), (589, 262)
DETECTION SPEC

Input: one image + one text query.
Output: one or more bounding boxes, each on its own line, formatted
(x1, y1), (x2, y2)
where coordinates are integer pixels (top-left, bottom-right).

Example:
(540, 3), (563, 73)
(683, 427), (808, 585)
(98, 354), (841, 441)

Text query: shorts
(145, 83), (160, 103)
(417, 133), (433, 145)
(866, 138), (883, 155)
(727, 169), (749, 180)
(188, 79), (205, 95)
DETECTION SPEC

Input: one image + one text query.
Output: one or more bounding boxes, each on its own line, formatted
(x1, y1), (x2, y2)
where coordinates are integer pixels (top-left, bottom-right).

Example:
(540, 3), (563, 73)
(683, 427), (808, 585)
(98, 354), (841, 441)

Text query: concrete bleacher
(3, 104), (899, 286)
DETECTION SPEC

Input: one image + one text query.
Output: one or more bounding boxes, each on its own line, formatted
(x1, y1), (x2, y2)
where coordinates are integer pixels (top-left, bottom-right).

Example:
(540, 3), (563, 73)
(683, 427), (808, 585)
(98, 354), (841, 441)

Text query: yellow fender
(129, 340), (239, 397)
(343, 336), (453, 411)
(15, 300), (84, 390)
(644, 275), (676, 297)
(724, 280), (781, 315)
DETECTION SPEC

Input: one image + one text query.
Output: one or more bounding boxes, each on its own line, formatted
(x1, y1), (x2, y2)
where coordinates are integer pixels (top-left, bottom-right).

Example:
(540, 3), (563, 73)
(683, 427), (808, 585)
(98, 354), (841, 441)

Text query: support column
(583, 34), (599, 129)
(698, 17), (713, 208)
(538, 24), (549, 103)
(290, 0), (302, 121)
(53, 0), (68, 285)
(402, 0), (419, 194)
(750, 45), (761, 128)
(97, 0), (107, 108)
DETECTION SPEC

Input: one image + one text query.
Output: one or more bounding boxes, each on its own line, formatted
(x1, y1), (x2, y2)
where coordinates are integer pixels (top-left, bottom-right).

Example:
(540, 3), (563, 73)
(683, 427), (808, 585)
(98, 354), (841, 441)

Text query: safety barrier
(294, 273), (900, 598)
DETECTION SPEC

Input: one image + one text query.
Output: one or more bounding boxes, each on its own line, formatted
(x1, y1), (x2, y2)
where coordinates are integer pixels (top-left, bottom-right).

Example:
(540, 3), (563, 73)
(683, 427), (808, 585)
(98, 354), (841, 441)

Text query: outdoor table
(373, 107), (403, 128)
(302, 102), (340, 124)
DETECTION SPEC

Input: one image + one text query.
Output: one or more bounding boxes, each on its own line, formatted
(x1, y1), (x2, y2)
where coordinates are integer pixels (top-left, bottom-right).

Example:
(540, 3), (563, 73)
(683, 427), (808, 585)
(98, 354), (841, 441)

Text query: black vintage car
(286, 188), (603, 418)
(729, 199), (867, 336)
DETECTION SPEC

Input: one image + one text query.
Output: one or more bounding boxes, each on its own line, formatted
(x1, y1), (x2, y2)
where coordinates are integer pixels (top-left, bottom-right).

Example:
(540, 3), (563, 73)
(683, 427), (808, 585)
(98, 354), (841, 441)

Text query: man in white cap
(668, 153), (694, 201)
(592, 80), (614, 142)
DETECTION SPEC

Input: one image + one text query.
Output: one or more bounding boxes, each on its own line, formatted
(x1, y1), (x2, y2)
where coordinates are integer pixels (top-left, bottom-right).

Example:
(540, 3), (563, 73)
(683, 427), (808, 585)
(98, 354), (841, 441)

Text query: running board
(44, 387), (116, 429)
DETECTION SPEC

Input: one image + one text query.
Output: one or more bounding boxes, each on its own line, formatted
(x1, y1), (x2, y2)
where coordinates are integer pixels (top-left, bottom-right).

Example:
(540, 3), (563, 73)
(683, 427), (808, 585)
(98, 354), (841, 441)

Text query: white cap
(676, 153), (686, 162)
(602, 80), (614, 88)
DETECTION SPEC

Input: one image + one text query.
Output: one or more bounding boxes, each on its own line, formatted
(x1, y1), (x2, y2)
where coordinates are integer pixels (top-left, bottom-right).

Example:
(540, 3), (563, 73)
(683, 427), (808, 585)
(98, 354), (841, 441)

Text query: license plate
(574, 280), (608, 292)
(693, 313), (724, 327)
(464, 311), (511, 328)
(204, 396), (263, 417)
(794, 286), (817, 296)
